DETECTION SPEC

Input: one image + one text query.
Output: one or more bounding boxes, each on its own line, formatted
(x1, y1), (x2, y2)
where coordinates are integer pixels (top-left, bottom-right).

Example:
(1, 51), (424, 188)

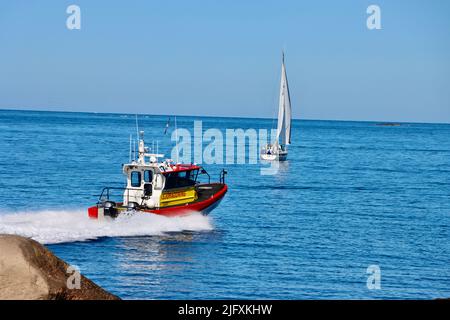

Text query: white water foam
(0, 209), (213, 244)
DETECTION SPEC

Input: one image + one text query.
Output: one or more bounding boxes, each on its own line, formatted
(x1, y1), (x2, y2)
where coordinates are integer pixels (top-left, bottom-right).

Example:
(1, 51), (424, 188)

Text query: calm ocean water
(0, 109), (449, 299)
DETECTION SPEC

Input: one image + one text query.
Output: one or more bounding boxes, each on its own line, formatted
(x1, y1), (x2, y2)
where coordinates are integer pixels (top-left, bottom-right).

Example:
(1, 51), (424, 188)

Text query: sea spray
(0, 209), (213, 244)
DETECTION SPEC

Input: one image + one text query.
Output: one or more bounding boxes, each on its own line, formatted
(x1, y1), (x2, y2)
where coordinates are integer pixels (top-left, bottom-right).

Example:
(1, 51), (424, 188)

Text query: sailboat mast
(283, 54), (292, 146)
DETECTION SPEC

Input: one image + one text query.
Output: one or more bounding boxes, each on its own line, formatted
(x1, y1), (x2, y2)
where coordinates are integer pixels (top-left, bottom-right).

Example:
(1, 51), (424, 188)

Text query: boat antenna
(135, 114), (139, 142)
(129, 134), (132, 162)
(174, 116), (179, 164)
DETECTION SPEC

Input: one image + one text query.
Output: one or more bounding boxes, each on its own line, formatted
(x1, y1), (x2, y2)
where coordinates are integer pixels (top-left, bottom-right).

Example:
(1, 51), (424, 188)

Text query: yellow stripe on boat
(159, 188), (197, 207)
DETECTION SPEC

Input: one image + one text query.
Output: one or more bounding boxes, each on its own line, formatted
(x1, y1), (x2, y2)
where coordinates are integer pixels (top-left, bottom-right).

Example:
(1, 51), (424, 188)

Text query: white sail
(275, 53), (292, 146)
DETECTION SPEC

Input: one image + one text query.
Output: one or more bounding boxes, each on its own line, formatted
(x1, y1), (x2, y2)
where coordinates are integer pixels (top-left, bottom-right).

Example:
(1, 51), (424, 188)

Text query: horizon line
(0, 107), (449, 126)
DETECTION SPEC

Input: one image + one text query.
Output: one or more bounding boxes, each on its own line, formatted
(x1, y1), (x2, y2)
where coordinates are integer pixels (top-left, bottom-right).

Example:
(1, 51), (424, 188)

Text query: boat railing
(198, 168), (227, 184)
(199, 168), (211, 184)
(97, 186), (130, 204)
(220, 169), (227, 184)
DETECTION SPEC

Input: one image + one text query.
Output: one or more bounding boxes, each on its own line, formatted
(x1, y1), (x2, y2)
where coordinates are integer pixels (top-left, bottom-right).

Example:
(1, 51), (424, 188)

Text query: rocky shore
(0, 234), (119, 300)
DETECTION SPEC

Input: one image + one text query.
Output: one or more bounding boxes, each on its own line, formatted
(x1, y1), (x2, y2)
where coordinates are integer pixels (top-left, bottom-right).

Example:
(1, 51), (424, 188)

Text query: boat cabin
(120, 131), (205, 209)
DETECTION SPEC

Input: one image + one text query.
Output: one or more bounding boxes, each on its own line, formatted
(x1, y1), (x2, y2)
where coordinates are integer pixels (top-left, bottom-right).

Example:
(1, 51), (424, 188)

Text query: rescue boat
(88, 131), (228, 219)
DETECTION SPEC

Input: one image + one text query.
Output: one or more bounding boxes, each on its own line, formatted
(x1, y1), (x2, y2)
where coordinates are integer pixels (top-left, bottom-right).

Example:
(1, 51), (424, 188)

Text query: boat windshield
(164, 170), (198, 190)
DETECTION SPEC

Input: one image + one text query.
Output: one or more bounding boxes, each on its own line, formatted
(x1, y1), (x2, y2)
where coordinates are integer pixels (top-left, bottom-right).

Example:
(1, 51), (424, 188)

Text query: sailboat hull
(260, 151), (288, 161)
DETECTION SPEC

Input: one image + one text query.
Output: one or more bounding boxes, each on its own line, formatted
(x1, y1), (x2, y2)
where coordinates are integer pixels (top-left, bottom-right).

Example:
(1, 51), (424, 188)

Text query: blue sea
(0, 109), (449, 299)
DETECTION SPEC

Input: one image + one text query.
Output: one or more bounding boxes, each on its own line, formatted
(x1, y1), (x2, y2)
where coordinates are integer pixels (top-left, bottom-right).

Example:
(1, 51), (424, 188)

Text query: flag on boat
(164, 117), (170, 134)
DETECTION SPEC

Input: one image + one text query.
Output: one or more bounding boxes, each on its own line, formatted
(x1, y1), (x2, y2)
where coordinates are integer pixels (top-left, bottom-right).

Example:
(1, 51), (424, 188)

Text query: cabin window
(144, 170), (153, 183)
(131, 171), (141, 187)
(164, 170), (198, 190)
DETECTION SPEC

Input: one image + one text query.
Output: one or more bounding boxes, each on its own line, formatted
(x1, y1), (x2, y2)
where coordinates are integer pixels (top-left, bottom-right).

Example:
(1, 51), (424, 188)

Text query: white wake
(0, 209), (213, 244)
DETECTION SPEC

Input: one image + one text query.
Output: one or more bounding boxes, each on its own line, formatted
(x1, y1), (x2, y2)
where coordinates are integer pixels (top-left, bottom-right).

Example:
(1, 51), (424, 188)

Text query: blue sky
(0, 0), (449, 122)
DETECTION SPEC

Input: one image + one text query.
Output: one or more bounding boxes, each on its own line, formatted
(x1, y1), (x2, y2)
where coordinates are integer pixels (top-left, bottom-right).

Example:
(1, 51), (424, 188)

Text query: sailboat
(261, 52), (292, 161)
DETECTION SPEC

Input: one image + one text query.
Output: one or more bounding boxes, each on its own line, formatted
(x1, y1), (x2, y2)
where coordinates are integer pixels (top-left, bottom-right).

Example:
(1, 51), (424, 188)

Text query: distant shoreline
(375, 122), (402, 127)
